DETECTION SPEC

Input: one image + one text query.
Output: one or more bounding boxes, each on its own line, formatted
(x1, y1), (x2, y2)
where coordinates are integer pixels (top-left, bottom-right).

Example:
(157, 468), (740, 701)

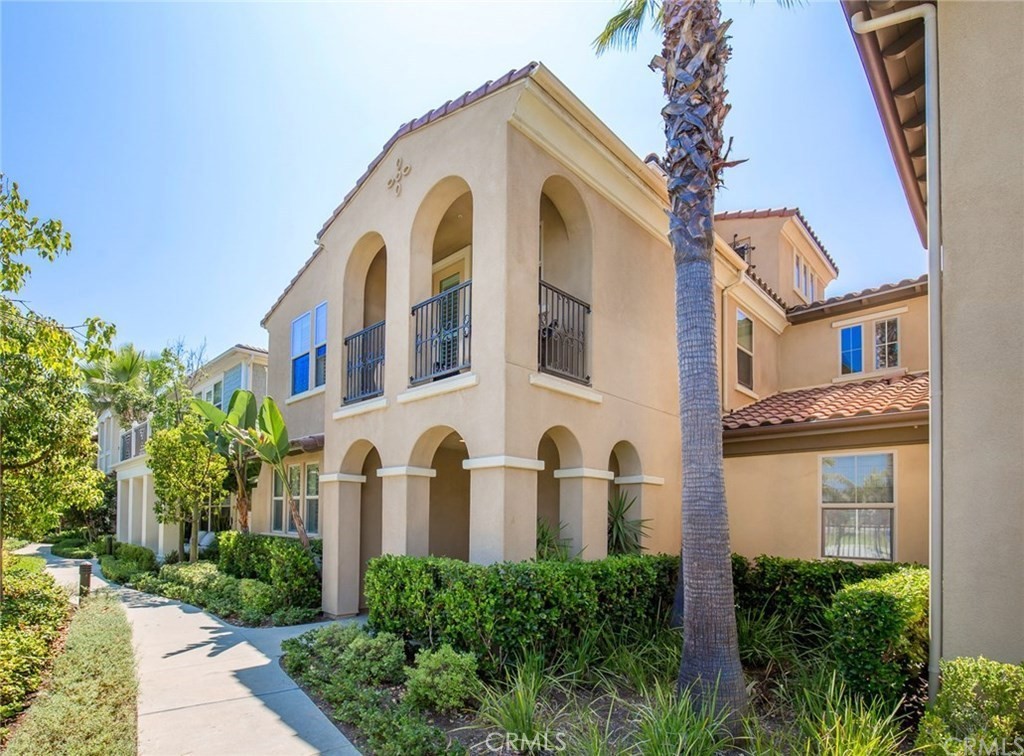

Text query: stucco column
(140, 474), (149, 549)
(116, 479), (126, 541)
(614, 474), (665, 551)
(379, 466), (433, 556)
(464, 456), (543, 564)
(320, 474), (365, 618)
(126, 478), (135, 545)
(555, 467), (613, 560)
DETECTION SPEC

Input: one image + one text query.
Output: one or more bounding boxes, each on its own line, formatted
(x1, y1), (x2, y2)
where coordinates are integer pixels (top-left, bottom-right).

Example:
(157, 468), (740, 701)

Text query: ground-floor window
(820, 452), (894, 561)
(272, 462), (319, 536)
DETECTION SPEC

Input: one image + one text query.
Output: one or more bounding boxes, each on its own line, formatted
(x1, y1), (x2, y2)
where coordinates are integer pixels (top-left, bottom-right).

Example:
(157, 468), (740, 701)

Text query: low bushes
(281, 623), (460, 755)
(826, 566), (929, 704)
(135, 561), (317, 626)
(98, 542), (157, 585)
(365, 554), (676, 674)
(217, 531), (320, 609)
(4, 592), (137, 756)
(0, 552), (69, 735)
(405, 645), (481, 714)
(916, 656), (1024, 754)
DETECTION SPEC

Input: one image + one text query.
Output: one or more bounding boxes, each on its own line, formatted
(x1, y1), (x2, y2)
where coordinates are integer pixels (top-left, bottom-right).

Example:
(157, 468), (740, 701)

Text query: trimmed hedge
(1, 553), (70, 732)
(826, 566), (929, 704)
(98, 543), (157, 585)
(217, 531), (320, 609)
(365, 554), (677, 674)
(916, 656), (1024, 754)
(732, 554), (907, 637)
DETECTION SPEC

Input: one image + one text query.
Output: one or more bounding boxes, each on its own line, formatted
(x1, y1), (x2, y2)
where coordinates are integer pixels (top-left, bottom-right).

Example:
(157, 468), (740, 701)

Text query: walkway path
(18, 544), (359, 756)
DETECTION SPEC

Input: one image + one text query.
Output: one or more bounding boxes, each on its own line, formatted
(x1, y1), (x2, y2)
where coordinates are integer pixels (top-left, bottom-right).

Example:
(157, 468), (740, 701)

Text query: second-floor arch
(342, 232), (388, 404)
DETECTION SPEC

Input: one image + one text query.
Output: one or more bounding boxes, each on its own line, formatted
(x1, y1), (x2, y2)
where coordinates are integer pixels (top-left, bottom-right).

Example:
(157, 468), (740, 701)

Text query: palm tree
(596, 0), (754, 723)
(83, 343), (161, 426)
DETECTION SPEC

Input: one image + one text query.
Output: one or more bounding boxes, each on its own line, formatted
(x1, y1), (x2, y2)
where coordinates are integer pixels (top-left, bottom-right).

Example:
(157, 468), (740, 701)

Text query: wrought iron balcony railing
(411, 280), (472, 385)
(538, 280), (591, 385)
(343, 320), (386, 404)
(119, 420), (149, 462)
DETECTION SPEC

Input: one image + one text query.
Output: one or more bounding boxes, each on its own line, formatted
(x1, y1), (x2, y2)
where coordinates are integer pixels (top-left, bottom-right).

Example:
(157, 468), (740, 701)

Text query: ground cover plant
(280, 553), (938, 754)
(4, 591), (137, 756)
(0, 549), (70, 742)
(98, 541), (158, 584)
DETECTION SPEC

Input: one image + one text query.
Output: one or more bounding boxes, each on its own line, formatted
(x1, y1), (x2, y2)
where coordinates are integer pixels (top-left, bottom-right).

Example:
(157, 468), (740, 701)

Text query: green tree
(146, 413), (227, 562)
(595, 0), (784, 722)
(150, 340), (207, 431)
(202, 391), (311, 549)
(194, 390), (260, 533)
(82, 344), (162, 428)
(0, 175), (113, 605)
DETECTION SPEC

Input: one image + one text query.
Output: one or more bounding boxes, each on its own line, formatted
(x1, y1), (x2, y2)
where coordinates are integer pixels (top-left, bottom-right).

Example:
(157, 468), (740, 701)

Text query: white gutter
(852, 3), (942, 702)
(720, 259), (748, 407)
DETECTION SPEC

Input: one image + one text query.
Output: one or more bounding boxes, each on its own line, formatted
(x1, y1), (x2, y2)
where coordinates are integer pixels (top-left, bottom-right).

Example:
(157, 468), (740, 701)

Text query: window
(200, 495), (232, 532)
(794, 255), (801, 289)
(736, 310), (754, 390)
(305, 463), (319, 535)
(840, 325), (864, 374)
(291, 312), (312, 395)
(212, 380), (223, 410)
(314, 303), (327, 388)
(875, 318), (899, 369)
(287, 465), (301, 533)
(821, 452), (895, 561)
(272, 472), (284, 532)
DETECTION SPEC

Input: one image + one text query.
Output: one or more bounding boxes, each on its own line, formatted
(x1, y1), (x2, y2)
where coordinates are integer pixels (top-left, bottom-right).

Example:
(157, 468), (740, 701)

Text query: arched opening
(358, 447), (383, 610)
(536, 426), (582, 559)
(342, 233), (388, 403)
(410, 178), (474, 385)
(607, 441), (644, 555)
(538, 176), (593, 385)
(410, 426), (471, 560)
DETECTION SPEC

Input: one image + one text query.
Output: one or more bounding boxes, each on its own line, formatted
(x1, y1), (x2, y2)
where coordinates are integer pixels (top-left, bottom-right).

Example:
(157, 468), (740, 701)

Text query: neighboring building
(842, 1), (1024, 664)
(250, 63), (930, 618)
(104, 344), (268, 557)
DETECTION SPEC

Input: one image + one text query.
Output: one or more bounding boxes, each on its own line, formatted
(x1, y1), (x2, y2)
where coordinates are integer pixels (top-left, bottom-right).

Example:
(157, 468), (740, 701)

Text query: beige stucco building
(843, 0), (1023, 666)
(245, 63), (931, 618)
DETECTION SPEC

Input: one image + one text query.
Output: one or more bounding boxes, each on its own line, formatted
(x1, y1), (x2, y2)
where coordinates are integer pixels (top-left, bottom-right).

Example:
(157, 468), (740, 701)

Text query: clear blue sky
(3, 1), (924, 357)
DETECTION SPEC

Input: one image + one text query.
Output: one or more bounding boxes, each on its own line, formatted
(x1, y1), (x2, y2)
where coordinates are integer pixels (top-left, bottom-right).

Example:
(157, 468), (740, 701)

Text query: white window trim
(817, 449), (898, 563)
(736, 308), (754, 391)
(837, 323), (865, 377)
(305, 462), (319, 535)
(829, 306), (909, 330)
(271, 471), (285, 533)
(873, 316), (900, 371)
(836, 315), (902, 378)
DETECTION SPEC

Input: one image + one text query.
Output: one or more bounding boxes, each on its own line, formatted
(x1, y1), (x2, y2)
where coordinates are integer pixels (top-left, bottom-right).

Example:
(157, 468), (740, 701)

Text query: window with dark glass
(314, 303), (327, 388)
(291, 312), (311, 395)
(874, 318), (899, 369)
(736, 310), (754, 390)
(840, 324), (863, 374)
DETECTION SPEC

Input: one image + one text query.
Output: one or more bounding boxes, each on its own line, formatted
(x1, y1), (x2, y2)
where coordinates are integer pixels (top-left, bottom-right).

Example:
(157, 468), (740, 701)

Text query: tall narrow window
(794, 255), (801, 289)
(840, 325), (863, 375)
(305, 463), (320, 535)
(286, 464), (301, 533)
(291, 312), (311, 395)
(821, 452), (895, 561)
(736, 310), (754, 390)
(212, 380), (223, 410)
(314, 303), (327, 388)
(272, 472), (284, 532)
(875, 318), (899, 369)
(803, 263), (810, 299)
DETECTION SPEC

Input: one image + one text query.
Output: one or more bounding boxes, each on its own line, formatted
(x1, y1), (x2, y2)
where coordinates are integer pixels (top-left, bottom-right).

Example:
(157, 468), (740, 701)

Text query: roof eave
(723, 408), (930, 440)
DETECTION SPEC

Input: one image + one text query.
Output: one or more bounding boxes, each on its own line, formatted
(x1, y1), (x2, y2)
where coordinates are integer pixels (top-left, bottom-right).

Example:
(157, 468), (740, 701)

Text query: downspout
(720, 257), (748, 409)
(852, 3), (942, 702)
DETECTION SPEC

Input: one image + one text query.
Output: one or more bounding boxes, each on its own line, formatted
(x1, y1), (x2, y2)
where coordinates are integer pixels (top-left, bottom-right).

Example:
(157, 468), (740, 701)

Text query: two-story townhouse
(105, 344), (268, 557)
(251, 62), (916, 619)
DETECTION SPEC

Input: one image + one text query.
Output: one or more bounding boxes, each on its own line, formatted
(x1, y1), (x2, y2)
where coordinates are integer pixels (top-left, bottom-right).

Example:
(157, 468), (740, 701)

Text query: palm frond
(594, 0), (662, 54)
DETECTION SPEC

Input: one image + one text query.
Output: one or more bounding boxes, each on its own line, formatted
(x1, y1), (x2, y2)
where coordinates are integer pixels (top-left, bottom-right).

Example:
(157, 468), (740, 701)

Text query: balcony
(538, 280), (590, 385)
(344, 320), (386, 404)
(119, 421), (149, 462)
(411, 280), (472, 385)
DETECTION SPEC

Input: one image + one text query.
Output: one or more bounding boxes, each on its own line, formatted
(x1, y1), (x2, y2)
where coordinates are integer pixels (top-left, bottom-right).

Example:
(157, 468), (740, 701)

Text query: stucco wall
(938, 0), (1024, 663)
(725, 442), (929, 565)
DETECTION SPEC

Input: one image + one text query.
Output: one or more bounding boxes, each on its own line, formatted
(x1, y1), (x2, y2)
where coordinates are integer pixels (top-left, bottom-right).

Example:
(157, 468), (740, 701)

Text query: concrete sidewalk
(19, 544), (359, 756)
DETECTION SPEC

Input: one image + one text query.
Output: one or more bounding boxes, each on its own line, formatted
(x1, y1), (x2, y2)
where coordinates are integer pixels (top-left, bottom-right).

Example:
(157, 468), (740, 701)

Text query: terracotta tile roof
(746, 268), (788, 309)
(290, 433), (324, 454)
(715, 207), (839, 274)
(787, 274), (928, 317)
(261, 63), (540, 327)
(722, 372), (929, 431)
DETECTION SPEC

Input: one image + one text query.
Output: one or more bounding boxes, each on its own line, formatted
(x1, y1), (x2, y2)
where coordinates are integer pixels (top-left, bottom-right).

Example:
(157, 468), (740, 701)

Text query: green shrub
(271, 606), (319, 627)
(217, 531), (319, 608)
(632, 680), (732, 755)
(99, 555), (148, 585)
(239, 578), (279, 623)
(0, 560), (69, 728)
(282, 622), (366, 683)
(162, 549), (180, 565)
(114, 543), (157, 572)
(365, 554), (676, 674)
(826, 566), (929, 704)
(405, 644), (481, 713)
(51, 541), (94, 559)
(732, 554), (907, 639)
(338, 631), (406, 686)
(916, 657), (1024, 754)
(4, 592), (137, 756)
(793, 671), (905, 755)
(51, 536), (86, 548)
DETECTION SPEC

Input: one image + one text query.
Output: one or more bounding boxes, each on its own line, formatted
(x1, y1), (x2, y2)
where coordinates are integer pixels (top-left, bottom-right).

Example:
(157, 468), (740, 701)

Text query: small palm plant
(607, 492), (650, 555)
(536, 518), (572, 561)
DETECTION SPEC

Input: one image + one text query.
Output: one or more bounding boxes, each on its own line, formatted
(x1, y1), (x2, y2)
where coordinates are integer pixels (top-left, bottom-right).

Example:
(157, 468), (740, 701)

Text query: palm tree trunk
(663, 0), (747, 724)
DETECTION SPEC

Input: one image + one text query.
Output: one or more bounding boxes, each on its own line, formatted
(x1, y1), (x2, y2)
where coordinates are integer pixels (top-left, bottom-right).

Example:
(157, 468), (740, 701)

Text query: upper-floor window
(794, 255), (801, 290)
(840, 324), (863, 375)
(737, 309), (754, 390)
(291, 302), (328, 395)
(203, 380), (223, 411)
(875, 318), (899, 369)
(821, 452), (894, 561)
